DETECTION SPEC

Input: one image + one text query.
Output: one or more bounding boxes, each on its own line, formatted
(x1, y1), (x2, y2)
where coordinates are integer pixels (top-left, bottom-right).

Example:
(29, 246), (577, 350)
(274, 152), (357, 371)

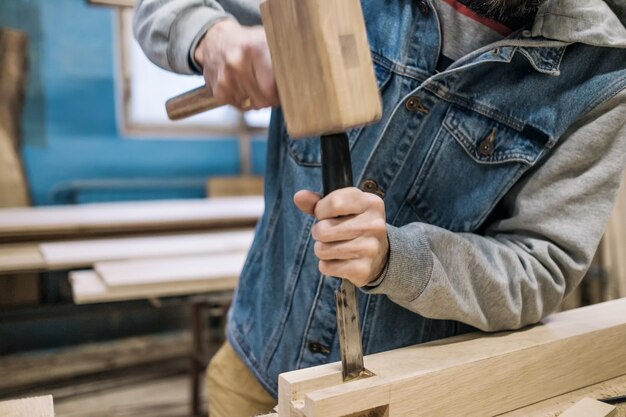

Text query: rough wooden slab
(277, 299), (626, 417)
(559, 398), (616, 417)
(39, 229), (253, 269)
(70, 252), (244, 303)
(0, 395), (54, 417)
(0, 196), (263, 242)
(0, 244), (45, 274)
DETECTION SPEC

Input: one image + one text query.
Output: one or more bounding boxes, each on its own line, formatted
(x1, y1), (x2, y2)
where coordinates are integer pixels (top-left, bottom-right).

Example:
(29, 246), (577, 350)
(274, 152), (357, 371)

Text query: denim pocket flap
(443, 105), (546, 166)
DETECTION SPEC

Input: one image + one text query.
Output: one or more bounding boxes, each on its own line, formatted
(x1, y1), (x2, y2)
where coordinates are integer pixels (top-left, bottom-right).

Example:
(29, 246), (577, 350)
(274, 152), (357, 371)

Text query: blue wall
(1, 0), (267, 206)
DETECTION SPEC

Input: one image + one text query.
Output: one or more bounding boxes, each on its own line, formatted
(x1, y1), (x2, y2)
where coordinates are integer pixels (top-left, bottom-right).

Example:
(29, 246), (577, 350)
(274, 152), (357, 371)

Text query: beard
(466, 0), (546, 20)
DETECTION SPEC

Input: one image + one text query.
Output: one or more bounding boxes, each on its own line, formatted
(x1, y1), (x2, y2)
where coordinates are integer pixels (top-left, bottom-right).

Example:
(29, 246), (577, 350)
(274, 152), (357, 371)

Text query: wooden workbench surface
(0, 196), (263, 242)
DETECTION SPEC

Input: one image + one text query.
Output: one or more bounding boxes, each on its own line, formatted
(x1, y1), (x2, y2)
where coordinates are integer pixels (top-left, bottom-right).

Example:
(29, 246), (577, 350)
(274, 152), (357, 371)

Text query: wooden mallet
(166, 0), (382, 381)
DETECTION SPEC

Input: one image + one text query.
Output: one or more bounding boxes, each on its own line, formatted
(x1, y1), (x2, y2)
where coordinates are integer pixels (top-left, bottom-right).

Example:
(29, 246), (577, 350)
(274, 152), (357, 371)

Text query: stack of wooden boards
(270, 298), (626, 417)
(0, 196), (263, 304)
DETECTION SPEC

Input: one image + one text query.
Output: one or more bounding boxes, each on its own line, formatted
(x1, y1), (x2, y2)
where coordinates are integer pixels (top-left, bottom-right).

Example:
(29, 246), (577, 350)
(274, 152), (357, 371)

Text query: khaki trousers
(207, 342), (277, 417)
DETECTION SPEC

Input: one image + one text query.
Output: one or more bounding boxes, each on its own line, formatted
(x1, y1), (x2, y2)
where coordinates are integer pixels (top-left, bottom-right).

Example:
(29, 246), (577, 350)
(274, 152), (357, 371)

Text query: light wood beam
(277, 299), (626, 417)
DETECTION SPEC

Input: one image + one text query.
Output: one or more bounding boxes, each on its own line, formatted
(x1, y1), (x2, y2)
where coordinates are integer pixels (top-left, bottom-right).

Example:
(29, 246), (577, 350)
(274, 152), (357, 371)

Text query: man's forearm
(133, 0), (234, 74)
(365, 90), (626, 331)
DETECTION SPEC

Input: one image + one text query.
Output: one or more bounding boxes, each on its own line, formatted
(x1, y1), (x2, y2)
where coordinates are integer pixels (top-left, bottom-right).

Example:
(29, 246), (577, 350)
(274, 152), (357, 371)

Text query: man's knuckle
(314, 241), (325, 258)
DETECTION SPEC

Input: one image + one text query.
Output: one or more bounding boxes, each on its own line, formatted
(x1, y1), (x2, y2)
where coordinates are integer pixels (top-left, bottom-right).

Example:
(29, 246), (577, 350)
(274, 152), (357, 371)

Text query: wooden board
(276, 299), (626, 417)
(558, 398), (616, 417)
(96, 252), (246, 287)
(39, 229), (253, 269)
(260, 0), (381, 137)
(499, 374), (626, 417)
(0, 196), (263, 242)
(0, 29), (30, 208)
(207, 176), (264, 198)
(0, 332), (189, 391)
(0, 244), (45, 274)
(0, 395), (54, 417)
(70, 252), (244, 303)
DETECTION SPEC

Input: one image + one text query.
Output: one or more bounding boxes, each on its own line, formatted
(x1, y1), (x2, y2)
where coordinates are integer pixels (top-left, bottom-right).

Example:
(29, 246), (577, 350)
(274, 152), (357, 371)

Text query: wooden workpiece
(70, 251), (246, 303)
(0, 196), (262, 242)
(276, 298), (626, 417)
(0, 395), (54, 417)
(39, 229), (253, 269)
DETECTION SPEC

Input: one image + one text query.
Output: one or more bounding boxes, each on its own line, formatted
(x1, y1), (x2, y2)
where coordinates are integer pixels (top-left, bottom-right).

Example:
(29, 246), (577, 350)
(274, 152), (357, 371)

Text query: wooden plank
(40, 229), (253, 269)
(96, 252), (246, 287)
(0, 332), (189, 391)
(207, 176), (264, 197)
(499, 374), (626, 417)
(276, 299), (626, 417)
(0, 244), (46, 274)
(0, 196), (263, 242)
(559, 398), (616, 417)
(70, 251), (244, 303)
(0, 395), (54, 417)
(0, 29), (30, 208)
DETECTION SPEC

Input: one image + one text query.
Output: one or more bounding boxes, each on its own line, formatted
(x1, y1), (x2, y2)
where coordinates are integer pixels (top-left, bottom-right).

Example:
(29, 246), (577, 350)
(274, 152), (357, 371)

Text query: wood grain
(40, 229), (253, 269)
(260, 0), (381, 137)
(277, 299), (626, 417)
(70, 251), (244, 303)
(558, 398), (616, 417)
(0, 196), (262, 242)
(0, 395), (54, 417)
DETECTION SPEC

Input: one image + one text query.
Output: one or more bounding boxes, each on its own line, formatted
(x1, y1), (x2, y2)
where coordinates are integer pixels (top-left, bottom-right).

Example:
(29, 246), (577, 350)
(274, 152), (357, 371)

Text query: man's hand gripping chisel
(165, 0), (382, 382)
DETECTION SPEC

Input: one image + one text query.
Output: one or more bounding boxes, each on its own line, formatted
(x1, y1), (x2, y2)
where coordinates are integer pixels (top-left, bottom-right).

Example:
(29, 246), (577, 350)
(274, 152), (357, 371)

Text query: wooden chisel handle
(165, 84), (221, 120)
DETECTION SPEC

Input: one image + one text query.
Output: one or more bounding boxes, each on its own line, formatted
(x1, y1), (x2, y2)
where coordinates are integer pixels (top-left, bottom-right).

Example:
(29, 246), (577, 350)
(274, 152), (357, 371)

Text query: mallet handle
(165, 84), (221, 120)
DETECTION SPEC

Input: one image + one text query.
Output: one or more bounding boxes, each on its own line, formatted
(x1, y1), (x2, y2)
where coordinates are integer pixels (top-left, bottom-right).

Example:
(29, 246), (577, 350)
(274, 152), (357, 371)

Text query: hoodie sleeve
(133, 0), (261, 75)
(363, 89), (626, 332)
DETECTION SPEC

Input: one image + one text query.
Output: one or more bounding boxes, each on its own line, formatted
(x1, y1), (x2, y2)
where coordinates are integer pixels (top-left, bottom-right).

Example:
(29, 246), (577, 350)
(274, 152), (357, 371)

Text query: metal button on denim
(418, 1), (429, 16)
(360, 179), (385, 198)
(479, 128), (496, 156)
(308, 342), (330, 354)
(405, 96), (429, 114)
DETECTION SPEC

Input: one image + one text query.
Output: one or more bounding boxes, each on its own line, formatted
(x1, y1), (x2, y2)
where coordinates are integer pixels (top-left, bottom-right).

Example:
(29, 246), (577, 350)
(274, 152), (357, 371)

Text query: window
(115, 7), (271, 138)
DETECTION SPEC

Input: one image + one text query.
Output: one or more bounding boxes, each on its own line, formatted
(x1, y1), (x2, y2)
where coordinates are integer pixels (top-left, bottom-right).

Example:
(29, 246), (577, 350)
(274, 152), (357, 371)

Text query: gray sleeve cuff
(361, 223), (434, 302)
(168, 8), (234, 74)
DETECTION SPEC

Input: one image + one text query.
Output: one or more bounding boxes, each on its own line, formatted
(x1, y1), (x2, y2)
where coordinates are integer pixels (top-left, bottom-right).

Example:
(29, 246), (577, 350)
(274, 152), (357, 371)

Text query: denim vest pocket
(284, 59), (393, 167)
(402, 104), (547, 232)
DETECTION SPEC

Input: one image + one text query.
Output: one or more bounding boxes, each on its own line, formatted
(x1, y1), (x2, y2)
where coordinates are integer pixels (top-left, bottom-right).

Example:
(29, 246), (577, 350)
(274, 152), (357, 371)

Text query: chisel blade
(336, 279), (365, 381)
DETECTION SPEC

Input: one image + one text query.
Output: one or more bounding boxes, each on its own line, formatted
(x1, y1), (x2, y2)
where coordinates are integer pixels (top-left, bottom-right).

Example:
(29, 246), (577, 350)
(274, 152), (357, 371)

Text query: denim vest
(227, 0), (626, 396)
